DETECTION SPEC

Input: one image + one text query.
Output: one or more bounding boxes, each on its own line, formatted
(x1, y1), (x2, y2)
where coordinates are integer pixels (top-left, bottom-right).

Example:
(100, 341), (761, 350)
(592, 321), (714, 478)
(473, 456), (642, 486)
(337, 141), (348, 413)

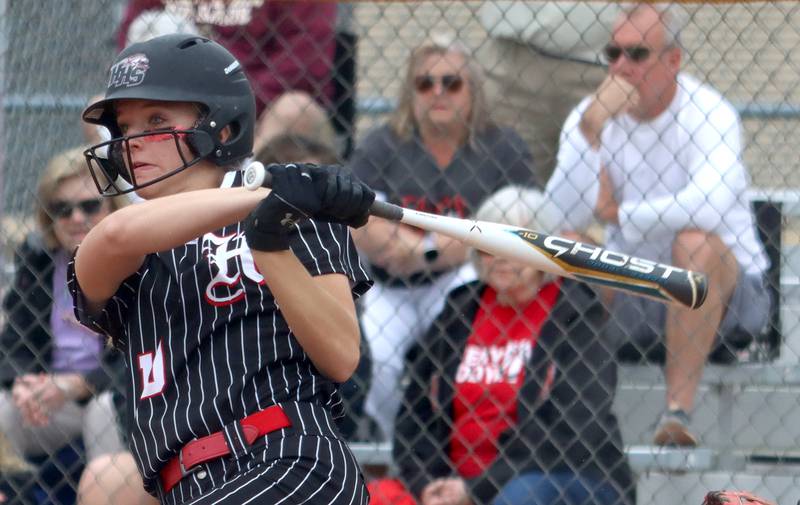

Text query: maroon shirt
(117, 0), (336, 116)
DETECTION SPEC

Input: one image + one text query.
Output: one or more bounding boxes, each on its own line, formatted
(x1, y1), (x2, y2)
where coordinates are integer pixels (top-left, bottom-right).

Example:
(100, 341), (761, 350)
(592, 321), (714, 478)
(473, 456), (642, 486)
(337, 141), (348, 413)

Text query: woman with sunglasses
(0, 146), (127, 482)
(71, 34), (373, 504)
(349, 38), (537, 443)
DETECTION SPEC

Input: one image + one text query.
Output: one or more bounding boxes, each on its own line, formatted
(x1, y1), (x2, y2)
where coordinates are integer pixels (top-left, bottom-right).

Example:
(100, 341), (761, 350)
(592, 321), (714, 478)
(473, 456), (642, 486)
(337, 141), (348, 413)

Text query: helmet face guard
(83, 128), (215, 196)
(82, 34), (255, 196)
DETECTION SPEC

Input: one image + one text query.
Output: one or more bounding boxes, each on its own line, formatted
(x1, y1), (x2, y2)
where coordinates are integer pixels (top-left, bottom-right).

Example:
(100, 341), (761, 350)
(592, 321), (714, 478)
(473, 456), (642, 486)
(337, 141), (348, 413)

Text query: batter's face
(412, 51), (472, 134)
(51, 175), (113, 252)
(114, 99), (218, 199)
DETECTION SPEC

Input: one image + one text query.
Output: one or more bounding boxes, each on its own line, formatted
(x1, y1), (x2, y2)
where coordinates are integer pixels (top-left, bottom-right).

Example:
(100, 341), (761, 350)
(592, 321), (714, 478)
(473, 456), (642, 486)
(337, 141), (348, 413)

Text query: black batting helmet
(82, 33), (256, 195)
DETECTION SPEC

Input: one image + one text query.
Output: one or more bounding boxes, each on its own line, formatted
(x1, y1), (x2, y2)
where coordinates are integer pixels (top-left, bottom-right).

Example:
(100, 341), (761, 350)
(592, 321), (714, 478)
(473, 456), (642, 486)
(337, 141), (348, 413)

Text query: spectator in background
(0, 432), (35, 503)
(349, 38), (536, 442)
(256, 133), (341, 167)
(0, 146), (126, 472)
(477, 1), (619, 183)
(124, 4), (198, 46)
(546, 2), (770, 446)
(78, 451), (157, 505)
(253, 92), (338, 155)
(117, 0), (338, 153)
(370, 186), (633, 505)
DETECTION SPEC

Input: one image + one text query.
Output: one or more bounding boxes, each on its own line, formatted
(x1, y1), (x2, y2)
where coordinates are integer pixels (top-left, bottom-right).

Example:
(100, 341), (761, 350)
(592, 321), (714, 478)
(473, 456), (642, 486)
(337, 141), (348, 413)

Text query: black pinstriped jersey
(68, 170), (372, 491)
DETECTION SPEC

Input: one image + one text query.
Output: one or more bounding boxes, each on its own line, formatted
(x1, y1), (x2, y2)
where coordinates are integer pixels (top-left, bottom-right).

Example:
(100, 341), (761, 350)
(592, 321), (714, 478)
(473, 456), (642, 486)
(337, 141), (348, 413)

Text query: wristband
(244, 214), (291, 252)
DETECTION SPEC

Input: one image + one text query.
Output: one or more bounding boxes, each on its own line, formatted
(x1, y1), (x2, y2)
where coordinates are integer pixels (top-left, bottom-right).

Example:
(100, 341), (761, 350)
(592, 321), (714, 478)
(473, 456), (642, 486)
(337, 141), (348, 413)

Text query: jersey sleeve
(67, 249), (138, 350)
(288, 220), (373, 298)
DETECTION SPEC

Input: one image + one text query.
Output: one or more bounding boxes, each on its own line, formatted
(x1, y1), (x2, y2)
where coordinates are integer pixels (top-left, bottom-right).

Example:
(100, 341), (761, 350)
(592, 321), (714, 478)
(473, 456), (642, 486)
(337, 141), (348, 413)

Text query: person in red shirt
(369, 186), (634, 505)
(116, 1), (338, 154)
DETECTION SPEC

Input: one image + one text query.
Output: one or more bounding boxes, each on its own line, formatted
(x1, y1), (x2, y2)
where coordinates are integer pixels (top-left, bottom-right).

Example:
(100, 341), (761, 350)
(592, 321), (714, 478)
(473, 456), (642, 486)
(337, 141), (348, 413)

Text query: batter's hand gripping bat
(244, 162), (707, 309)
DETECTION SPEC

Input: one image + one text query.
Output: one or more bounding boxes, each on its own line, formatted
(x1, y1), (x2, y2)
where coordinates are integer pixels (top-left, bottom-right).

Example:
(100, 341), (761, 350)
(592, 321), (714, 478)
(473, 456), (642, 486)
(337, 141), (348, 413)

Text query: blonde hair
(389, 39), (495, 149)
(471, 185), (559, 280)
(36, 146), (126, 250)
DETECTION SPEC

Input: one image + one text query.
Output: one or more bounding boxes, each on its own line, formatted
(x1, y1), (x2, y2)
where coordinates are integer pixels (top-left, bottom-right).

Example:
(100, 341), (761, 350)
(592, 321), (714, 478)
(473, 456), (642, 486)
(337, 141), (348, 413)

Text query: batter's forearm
(104, 187), (267, 254)
(76, 187), (268, 308)
(253, 250), (361, 383)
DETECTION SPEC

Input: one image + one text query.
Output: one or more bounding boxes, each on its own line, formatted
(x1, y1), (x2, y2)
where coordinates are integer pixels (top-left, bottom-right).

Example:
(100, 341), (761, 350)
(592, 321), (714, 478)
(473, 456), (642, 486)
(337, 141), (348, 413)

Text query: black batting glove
(309, 165), (375, 228)
(244, 163), (321, 252)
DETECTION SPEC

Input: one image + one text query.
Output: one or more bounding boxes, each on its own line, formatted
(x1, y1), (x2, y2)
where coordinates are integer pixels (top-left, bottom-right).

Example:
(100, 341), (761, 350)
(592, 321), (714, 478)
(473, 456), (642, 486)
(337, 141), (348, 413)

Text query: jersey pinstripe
(68, 170), (372, 495)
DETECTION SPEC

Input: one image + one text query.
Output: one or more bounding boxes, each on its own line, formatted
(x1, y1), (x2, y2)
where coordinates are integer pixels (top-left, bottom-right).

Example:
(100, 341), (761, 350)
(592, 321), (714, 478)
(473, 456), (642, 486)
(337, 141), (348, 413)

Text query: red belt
(160, 405), (291, 493)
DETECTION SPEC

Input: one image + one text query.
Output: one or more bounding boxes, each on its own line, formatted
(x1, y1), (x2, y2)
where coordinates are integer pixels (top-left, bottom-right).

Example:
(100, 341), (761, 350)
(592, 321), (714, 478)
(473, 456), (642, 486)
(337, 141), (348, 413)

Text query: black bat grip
(243, 161), (405, 222)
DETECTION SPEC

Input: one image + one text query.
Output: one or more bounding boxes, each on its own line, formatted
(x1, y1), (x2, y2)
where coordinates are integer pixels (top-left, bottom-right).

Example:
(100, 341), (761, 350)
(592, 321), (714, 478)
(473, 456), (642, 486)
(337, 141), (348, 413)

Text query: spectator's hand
(595, 75), (640, 119)
(370, 225), (428, 277)
(373, 229), (468, 277)
(595, 167), (619, 224)
(33, 373), (86, 414)
(420, 478), (471, 505)
(580, 75), (639, 148)
(433, 233), (469, 270)
(12, 374), (50, 426)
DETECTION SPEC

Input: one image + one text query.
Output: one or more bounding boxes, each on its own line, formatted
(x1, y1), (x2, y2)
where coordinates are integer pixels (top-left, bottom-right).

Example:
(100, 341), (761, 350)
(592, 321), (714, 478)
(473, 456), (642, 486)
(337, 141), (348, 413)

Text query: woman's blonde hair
(471, 185), (560, 280)
(36, 146), (126, 250)
(388, 38), (495, 149)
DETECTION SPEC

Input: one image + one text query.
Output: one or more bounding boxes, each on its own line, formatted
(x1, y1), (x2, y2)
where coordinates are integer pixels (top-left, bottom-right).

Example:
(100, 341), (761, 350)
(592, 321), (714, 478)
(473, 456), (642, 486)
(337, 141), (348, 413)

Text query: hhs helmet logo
(108, 53), (150, 89)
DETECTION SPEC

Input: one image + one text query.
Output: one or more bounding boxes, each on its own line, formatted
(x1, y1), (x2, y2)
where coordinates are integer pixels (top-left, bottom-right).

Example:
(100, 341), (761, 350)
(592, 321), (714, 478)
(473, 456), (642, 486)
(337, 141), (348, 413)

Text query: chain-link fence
(1, 1), (800, 504)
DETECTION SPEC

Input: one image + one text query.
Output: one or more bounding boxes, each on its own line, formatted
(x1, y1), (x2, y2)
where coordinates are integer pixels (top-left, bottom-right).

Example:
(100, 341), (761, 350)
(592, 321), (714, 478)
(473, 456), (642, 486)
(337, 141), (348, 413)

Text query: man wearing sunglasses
(477, 1), (620, 184)
(546, 2), (770, 447)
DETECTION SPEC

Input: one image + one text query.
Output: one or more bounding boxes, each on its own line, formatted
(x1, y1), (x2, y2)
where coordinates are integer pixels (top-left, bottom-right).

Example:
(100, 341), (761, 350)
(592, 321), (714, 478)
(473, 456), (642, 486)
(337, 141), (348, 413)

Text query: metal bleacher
(350, 362), (800, 504)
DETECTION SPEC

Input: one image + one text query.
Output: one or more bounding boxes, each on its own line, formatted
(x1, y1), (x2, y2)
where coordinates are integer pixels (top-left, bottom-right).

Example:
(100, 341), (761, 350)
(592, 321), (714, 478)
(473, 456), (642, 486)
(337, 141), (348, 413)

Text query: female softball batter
(70, 34), (374, 504)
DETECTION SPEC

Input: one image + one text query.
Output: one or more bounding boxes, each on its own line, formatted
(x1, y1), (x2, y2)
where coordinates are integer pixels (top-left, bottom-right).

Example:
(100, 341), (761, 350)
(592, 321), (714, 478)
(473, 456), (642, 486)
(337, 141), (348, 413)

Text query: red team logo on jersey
(138, 340), (166, 399)
(201, 231), (264, 306)
(136, 234), (263, 399)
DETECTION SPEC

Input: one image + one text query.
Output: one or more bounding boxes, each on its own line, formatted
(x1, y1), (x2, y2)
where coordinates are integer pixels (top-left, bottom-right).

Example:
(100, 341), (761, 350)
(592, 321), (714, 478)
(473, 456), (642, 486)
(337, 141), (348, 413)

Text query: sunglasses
(414, 74), (464, 94)
(603, 44), (653, 63)
(50, 198), (105, 219)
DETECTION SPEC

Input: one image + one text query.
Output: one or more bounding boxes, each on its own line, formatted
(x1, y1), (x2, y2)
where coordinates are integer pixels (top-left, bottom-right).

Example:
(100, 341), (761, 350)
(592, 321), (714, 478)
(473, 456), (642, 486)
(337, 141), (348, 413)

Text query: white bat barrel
(399, 208), (562, 272)
(241, 161), (706, 308)
(398, 208), (706, 309)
